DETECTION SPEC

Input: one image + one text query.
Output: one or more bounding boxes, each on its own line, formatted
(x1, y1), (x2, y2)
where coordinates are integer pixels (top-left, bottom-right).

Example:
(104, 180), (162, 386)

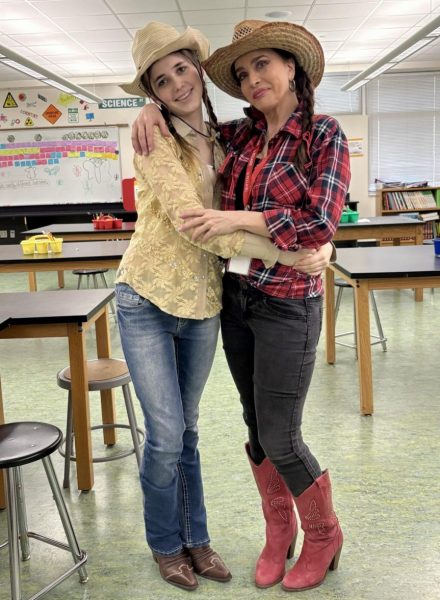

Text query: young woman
(131, 19), (351, 593)
(116, 21), (331, 592)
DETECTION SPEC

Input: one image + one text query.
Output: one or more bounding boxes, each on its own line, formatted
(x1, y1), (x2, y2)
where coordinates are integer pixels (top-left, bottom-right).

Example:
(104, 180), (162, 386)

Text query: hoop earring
(289, 79), (296, 93)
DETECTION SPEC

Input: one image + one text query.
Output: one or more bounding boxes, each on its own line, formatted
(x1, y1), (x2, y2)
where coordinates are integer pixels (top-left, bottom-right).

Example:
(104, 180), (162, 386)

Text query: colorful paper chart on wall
(0, 126), (121, 207)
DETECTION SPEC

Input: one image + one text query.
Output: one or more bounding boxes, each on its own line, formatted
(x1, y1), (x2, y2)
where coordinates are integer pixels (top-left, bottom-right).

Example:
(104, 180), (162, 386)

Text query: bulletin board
(0, 125), (122, 207)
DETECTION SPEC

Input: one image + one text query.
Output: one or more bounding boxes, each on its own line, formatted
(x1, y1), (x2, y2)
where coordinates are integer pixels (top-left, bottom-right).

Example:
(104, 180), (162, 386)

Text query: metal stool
(72, 268), (116, 315)
(57, 358), (144, 489)
(0, 422), (88, 600)
(335, 279), (387, 356)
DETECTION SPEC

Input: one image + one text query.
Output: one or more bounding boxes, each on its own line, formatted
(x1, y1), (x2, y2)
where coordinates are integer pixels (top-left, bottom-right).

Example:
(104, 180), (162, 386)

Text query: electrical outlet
(9, 230), (15, 238)
(0, 230), (7, 238)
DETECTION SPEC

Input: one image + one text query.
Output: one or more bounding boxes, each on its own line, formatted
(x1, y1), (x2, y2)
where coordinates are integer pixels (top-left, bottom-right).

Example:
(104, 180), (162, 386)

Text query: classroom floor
(0, 270), (439, 600)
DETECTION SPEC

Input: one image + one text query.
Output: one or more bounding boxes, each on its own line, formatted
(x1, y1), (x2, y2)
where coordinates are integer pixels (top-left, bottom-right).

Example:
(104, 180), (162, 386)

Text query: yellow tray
(21, 234), (63, 254)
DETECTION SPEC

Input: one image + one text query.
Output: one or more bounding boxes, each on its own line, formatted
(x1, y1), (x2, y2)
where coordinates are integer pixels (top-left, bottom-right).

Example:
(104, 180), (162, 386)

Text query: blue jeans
(116, 283), (220, 555)
(221, 273), (323, 497)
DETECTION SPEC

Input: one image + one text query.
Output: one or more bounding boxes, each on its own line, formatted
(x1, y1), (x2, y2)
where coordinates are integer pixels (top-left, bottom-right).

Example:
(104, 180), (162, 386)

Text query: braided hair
(276, 50), (315, 173)
(140, 50), (223, 169)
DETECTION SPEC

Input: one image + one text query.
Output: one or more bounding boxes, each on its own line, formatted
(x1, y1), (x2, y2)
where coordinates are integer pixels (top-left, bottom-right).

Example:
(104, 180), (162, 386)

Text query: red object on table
(122, 178), (136, 212)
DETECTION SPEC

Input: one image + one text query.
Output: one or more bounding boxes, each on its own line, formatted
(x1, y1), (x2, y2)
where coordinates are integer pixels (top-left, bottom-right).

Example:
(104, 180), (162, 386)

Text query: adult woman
(184, 20), (351, 593)
(116, 21), (331, 592)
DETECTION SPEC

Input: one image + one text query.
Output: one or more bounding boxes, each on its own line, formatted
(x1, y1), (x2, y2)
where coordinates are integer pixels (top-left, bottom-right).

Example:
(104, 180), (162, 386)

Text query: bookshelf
(376, 186), (440, 241)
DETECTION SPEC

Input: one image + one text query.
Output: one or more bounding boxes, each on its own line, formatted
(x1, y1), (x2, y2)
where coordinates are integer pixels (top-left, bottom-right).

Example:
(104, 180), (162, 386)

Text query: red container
(103, 218), (114, 229)
(114, 218), (123, 229)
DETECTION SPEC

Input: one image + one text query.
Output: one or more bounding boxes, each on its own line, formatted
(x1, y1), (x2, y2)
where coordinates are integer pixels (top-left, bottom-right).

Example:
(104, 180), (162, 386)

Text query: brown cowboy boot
(152, 549), (198, 591)
(246, 444), (298, 588)
(187, 545), (232, 582)
(282, 470), (343, 592)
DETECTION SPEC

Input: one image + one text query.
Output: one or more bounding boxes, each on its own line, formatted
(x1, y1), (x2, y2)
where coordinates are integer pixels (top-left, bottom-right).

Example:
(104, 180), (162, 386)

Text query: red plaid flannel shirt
(218, 106), (351, 298)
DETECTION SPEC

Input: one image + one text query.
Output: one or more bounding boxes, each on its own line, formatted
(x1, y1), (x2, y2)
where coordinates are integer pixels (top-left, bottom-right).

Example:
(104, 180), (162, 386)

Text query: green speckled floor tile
(0, 272), (439, 599)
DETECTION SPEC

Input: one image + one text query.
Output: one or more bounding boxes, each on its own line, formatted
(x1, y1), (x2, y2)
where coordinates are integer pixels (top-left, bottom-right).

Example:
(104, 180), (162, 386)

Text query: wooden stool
(335, 279), (387, 356)
(72, 268), (116, 315)
(57, 358), (144, 488)
(0, 422), (88, 600)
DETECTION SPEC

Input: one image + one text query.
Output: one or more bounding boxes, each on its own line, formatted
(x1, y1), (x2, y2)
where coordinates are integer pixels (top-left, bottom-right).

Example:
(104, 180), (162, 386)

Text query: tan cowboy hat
(203, 20), (324, 100)
(121, 22), (210, 97)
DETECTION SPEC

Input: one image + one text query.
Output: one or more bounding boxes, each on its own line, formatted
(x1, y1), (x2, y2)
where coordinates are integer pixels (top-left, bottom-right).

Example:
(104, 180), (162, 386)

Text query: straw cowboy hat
(121, 22), (210, 97)
(203, 20), (324, 100)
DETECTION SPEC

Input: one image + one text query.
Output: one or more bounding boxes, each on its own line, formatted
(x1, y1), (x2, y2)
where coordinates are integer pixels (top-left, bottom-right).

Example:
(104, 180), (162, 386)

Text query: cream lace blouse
(115, 117), (245, 319)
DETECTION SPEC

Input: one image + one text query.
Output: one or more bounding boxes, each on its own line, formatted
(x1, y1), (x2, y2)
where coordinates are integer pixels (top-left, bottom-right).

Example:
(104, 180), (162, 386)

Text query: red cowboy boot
(246, 444), (297, 588)
(282, 470), (343, 592)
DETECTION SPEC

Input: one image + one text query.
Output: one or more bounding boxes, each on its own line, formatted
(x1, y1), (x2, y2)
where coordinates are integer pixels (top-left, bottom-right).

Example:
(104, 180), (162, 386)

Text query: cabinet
(376, 186), (440, 241)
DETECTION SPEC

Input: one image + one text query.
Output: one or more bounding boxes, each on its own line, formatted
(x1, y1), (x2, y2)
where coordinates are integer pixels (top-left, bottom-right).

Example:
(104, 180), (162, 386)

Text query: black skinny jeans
(221, 273), (323, 497)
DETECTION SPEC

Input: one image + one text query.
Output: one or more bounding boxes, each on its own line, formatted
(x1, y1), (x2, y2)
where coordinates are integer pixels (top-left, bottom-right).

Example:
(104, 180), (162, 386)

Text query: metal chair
(335, 279), (387, 356)
(57, 358), (144, 488)
(0, 421), (88, 600)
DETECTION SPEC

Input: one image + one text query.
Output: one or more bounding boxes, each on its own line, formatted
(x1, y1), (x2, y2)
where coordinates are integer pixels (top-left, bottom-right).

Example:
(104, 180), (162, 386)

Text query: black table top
(334, 245), (440, 279)
(337, 215), (423, 228)
(0, 313), (11, 330)
(0, 240), (129, 265)
(23, 222), (136, 235)
(0, 289), (114, 325)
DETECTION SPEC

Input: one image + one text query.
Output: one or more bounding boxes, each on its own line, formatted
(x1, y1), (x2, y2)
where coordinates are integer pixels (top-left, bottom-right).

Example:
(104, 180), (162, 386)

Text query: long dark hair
(232, 49), (315, 173)
(140, 50), (222, 168)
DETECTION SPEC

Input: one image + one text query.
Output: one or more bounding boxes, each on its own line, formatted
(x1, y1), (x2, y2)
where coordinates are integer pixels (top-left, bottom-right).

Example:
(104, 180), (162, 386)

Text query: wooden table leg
(0, 377), (5, 509)
(28, 272), (37, 292)
(67, 323), (94, 491)
(57, 270), (65, 289)
(415, 230), (424, 301)
(353, 281), (374, 415)
(95, 306), (117, 445)
(325, 267), (336, 365)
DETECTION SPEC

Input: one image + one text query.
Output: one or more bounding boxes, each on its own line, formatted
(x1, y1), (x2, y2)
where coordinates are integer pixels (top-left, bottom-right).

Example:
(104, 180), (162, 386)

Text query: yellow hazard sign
(25, 117), (34, 127)
(3, 92), (18, 108)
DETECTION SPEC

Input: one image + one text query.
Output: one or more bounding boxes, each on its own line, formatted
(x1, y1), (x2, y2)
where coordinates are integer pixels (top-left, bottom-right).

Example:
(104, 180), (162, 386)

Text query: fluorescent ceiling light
(2, 58), (46, 79)
(342, 14), (440, 92)
(43, 78), (80, 94)
(0, 43), (102, 103)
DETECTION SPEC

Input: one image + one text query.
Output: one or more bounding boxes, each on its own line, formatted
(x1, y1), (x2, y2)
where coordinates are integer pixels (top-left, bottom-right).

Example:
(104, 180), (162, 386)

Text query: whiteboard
(0, 126), (122, 207)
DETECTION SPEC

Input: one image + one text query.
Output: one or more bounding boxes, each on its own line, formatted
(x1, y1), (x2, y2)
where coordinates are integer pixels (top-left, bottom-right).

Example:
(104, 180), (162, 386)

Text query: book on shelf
(418, 211), (439, 222)
(383, 189), (437, 210)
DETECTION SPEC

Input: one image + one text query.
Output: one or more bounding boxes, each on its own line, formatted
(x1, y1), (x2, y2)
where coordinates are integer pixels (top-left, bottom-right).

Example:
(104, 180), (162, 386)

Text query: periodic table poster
(0, 126), (121, 207)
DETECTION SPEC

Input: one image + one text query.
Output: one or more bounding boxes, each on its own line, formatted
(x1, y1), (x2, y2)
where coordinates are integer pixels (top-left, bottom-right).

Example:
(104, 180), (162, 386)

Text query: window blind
(206, 72), (361, 123)
(367, 72), (440, 189)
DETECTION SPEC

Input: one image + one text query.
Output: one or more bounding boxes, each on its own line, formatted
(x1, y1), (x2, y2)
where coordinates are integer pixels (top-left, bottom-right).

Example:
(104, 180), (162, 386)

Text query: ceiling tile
(30, 0), (111, 17)
(84, 41), (132, 53)
(180, 0), (245, 8)
(305, 18), (364, 31)
(95, 51), (132, 61)
(0, 18), (59, 34)
(72, 29), (132, 43)
(183, 9), (245, 25)
(118, 12), (183, 28)
(309, 2), (377, 19)
(52, 15), (123, 31)
(0, 2), (40, 18)
(247, 6), (310, 20)
(373, 0), (431, 17)
(106, 0), (178, 11)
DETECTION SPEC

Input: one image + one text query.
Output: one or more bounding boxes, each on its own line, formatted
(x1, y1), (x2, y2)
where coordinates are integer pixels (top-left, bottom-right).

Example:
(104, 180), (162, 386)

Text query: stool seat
(72, 268), (109, 275)
(58, 358), (131, 390)
(0, 422), (62, 469)
(0, 421), (88, 599)
(57, 358), (144, 488)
